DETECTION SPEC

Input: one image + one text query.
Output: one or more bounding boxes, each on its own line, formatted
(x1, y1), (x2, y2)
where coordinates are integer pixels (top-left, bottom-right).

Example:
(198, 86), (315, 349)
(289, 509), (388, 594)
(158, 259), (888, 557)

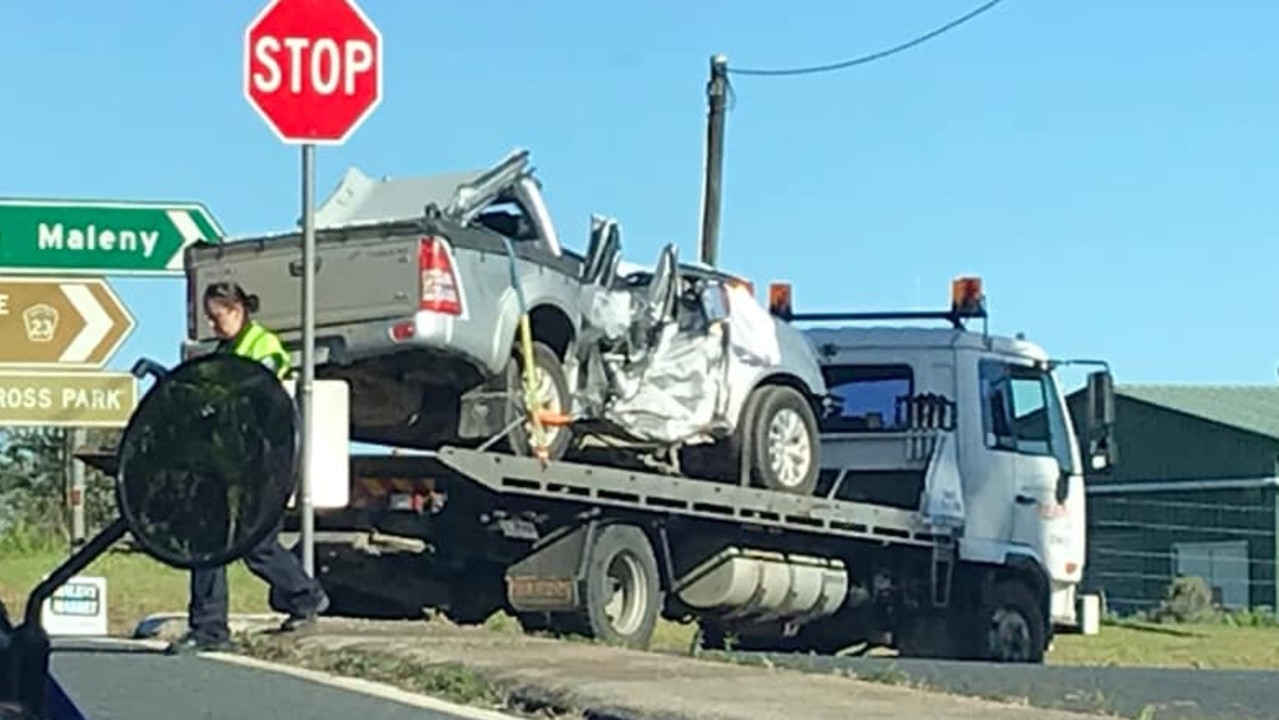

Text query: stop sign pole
(244, 0), (383, 576)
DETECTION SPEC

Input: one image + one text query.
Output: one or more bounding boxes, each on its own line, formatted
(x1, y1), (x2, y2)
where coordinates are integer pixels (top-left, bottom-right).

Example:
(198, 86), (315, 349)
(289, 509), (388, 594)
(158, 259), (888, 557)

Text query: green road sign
(0, 371), (138, 427)
(0, 199), (225, 276)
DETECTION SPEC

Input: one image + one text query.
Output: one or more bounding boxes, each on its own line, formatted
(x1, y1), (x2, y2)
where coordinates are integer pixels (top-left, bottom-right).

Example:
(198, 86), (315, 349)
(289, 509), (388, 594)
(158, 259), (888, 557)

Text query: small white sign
(283, 377), (350, 509)
(40, 575), (109, 637)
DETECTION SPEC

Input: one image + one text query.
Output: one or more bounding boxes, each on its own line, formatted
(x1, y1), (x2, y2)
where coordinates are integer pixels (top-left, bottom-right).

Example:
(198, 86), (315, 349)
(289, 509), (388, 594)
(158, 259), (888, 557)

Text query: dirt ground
(144, 615), (1101, 720)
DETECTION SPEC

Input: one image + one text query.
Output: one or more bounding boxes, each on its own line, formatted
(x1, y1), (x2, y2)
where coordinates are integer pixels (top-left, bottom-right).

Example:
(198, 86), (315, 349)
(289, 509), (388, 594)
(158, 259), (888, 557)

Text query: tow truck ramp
(436, 447), (953, 549)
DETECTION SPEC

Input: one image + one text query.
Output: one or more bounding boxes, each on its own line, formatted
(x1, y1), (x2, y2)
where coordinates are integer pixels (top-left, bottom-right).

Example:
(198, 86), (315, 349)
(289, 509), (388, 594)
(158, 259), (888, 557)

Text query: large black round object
(114, 353), (299, 570)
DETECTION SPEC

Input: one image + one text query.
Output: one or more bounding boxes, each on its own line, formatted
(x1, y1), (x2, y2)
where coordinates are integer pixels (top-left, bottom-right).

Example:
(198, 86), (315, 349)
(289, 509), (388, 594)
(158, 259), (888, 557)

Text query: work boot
(278, 591), (330, 633)
(165, 632), (232, 655)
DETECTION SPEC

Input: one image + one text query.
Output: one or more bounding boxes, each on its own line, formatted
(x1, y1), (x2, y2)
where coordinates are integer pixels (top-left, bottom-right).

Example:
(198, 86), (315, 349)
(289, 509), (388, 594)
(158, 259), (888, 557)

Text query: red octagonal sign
(244, 0), (383, 145)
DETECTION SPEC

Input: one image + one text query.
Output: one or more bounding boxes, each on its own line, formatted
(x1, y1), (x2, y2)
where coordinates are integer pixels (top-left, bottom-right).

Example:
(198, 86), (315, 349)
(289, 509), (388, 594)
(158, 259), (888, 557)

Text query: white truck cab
(769, 277), (1115, 658)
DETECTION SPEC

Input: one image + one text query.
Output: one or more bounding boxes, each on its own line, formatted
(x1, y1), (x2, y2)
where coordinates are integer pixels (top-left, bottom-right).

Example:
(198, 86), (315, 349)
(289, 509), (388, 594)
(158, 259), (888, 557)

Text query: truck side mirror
(1085, 370), (1117, 472)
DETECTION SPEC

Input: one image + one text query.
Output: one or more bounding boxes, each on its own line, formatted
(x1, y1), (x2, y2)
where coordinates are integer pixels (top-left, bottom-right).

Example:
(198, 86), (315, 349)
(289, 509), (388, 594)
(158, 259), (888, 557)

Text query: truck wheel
(971, 580), (1046, 663)
(506, 341), (573, 461)
(579, 524), (661, 649)
(748, 385), (820, 496)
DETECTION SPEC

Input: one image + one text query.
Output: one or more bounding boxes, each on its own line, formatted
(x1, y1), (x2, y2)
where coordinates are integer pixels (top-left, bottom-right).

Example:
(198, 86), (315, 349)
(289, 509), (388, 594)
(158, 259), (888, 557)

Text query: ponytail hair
(204, 281), (260, 315)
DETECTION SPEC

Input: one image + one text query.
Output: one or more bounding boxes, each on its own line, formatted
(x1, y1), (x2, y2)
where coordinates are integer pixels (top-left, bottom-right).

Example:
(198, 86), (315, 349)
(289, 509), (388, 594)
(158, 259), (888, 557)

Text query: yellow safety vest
(220, 321), (292, 379)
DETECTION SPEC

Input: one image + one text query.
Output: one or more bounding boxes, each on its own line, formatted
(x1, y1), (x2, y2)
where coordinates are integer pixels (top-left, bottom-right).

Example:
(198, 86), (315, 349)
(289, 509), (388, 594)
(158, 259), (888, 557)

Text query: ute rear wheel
(504, 341), (573, 461)
(747, 385), (820, 496)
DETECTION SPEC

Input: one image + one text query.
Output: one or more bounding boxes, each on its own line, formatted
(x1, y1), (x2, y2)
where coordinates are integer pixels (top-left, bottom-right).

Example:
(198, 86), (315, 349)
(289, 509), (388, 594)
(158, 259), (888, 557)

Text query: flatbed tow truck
(188, 277), (1112, 664)
(78, 277), (1113, 664)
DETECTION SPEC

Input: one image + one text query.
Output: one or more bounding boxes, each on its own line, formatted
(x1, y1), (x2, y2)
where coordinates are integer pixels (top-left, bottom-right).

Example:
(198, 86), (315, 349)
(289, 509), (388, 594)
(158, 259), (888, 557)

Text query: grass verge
(237, 633), (584, 719)
(1048, 619), (1279, 669)
(0, 548), (270, 635)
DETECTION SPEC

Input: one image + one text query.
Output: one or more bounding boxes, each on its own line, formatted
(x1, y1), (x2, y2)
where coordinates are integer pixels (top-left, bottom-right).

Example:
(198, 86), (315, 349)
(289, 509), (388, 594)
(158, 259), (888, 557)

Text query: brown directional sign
(0, 371), (138, 427)
(0, 276), (135, 370)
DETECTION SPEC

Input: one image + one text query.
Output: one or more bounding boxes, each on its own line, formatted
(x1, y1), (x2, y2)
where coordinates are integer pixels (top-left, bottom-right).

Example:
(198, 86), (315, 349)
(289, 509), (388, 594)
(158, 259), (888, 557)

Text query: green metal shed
(1065, 384), (1279, 615)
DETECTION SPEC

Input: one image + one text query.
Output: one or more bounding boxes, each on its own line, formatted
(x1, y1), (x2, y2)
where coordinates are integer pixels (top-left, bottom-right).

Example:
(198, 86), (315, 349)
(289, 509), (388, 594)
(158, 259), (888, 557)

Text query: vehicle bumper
(186, 312), (499, 377)
(388, 310), (498, 371)
(1051, 581), (1077, 627)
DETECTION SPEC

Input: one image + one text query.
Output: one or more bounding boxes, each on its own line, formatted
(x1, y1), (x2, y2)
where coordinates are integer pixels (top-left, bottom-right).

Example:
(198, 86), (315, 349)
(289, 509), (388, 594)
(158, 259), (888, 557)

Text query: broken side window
(474, 199), (541, 243)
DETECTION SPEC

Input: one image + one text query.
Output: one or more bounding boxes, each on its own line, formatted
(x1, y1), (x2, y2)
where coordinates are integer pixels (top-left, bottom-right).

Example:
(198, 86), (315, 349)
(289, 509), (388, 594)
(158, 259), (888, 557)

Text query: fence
(1083, 488), (1277, 618)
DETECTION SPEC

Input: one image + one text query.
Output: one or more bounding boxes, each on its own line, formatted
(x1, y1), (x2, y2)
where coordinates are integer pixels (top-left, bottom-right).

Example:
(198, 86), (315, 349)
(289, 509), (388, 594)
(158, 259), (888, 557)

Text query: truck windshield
(979, 360), (1079, 476)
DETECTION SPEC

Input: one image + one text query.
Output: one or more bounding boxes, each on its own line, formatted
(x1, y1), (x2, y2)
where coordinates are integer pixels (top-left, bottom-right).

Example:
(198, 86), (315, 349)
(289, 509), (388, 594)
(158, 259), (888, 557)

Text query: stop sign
(243, 0), (383, 145)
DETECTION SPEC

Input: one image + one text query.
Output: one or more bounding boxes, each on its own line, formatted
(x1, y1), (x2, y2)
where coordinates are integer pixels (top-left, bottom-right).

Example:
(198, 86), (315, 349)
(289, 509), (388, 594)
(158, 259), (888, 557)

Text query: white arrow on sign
(60, 283), (115, 363)
(164, 209), (212, 271)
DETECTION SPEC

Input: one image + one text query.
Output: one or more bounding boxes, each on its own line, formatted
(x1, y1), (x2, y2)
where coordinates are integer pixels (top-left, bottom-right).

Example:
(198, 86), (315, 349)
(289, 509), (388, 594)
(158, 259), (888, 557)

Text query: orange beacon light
(950, 276), (985, 316)
(767, 282), (794, 320)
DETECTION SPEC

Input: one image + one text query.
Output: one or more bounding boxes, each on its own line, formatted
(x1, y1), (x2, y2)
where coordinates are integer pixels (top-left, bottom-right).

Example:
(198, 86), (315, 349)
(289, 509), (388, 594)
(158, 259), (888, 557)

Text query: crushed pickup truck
(184, 149), (828, 494)
(572, 218), (828, 494)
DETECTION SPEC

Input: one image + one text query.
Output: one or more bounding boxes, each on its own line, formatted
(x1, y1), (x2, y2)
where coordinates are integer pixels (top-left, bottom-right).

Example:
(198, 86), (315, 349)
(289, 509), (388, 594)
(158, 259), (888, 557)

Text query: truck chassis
(302, 444), (1052, 663)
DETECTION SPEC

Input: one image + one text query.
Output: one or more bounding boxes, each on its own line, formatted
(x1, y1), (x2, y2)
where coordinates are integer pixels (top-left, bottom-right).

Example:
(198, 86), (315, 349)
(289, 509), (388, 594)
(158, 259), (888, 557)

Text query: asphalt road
(43, 636), (1279, 720)
(738, 652), (1279, 720)
(48, 640), (493, 720)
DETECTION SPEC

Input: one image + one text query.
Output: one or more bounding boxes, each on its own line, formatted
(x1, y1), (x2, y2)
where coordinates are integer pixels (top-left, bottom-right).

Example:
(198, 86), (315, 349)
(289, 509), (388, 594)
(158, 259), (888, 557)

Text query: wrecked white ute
(571, 227), (828, 496)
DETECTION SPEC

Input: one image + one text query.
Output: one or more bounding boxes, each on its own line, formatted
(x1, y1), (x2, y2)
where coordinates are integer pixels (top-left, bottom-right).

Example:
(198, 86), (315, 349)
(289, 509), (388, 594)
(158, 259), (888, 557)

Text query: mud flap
(504, 521), (599, 613)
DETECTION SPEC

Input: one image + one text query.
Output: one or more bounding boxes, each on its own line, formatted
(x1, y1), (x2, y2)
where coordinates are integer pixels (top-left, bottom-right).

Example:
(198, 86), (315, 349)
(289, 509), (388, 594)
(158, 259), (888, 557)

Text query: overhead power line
(727, 0), (1008, 77)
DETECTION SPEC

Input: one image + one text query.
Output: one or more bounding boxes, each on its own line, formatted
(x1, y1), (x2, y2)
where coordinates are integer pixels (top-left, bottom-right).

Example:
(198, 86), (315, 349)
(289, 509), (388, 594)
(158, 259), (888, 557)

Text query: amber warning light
(768, 282), (793, 319)
(950, 276), (985, 316)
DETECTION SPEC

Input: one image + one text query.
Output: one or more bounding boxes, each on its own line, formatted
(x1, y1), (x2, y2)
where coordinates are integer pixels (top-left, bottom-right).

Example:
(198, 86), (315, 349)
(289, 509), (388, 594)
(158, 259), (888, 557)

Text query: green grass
(1047, 619), (1279, 669)
(241, 635), (512, 710)
(0, 547), (270, 635)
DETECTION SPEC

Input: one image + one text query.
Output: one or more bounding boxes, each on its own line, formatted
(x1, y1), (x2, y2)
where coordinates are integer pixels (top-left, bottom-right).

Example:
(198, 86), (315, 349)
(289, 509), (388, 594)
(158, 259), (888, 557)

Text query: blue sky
(3, 0), (1277, 395)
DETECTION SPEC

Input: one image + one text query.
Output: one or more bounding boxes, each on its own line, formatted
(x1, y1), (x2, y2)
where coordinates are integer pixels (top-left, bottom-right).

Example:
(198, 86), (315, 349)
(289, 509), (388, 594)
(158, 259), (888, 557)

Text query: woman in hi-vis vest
(169, 281), (330, 654)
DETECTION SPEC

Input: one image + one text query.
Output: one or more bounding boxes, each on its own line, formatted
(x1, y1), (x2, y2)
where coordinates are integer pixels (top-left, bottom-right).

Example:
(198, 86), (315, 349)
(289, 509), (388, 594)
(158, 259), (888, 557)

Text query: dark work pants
(188, 520), (325, 643)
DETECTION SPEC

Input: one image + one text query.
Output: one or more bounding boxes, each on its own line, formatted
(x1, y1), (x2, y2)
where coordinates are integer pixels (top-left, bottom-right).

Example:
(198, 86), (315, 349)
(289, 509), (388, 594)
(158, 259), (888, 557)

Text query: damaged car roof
(313, 166), (488, 229)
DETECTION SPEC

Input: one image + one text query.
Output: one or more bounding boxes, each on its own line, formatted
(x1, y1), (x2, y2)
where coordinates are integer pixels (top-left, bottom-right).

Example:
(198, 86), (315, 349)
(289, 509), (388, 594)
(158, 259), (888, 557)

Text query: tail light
(418, 236), (462, 315)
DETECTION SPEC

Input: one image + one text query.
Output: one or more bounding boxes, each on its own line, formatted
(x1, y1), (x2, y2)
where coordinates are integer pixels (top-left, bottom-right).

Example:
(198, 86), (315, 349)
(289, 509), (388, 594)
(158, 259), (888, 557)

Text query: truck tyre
(506, 341), (573, 461)
(748, 385), (820, 496)
(970, 579), (1046, 663)
(577, 524), (661, 649)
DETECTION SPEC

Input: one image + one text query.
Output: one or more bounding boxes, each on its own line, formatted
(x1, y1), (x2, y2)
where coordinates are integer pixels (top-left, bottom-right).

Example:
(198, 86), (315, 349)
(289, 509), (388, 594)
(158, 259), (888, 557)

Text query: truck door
(978, 359), (1078, 559)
